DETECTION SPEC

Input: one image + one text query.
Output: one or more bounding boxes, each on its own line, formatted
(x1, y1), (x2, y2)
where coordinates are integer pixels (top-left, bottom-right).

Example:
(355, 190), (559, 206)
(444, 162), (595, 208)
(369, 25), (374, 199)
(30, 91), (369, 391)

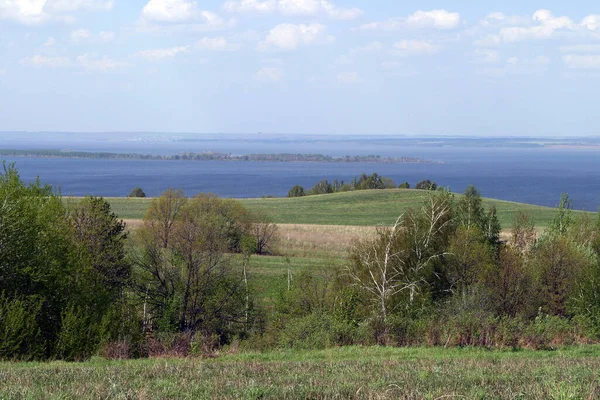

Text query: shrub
(287, 185), (305, 197)
(279, 312), (365, 349)
(128, 187), (146, 198)
(0, 295), (45, 360)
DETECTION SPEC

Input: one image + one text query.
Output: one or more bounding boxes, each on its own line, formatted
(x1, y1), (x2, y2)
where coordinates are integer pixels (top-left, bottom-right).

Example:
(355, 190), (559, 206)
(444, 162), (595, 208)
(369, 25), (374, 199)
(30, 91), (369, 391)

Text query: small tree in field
(288, 185), (306, 197)
(128, 187), (146, 198)
(415, 179), (437, 191)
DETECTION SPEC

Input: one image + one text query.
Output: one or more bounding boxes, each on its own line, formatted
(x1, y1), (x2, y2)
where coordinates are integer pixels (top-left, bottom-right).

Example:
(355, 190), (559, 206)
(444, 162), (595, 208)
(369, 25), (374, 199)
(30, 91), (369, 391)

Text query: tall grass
(2, 346), (600, 398)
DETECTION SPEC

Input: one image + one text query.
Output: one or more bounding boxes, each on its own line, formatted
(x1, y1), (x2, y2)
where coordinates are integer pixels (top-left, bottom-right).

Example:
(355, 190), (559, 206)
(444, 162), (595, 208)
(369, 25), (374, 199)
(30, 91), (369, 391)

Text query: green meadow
(100, 189), (582, 228)
(2, 346), (600, 399)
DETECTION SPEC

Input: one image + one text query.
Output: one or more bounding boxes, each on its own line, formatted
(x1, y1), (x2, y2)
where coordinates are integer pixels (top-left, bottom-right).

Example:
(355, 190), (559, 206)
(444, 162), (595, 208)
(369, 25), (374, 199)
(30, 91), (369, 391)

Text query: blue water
(2, 146), (599, 210)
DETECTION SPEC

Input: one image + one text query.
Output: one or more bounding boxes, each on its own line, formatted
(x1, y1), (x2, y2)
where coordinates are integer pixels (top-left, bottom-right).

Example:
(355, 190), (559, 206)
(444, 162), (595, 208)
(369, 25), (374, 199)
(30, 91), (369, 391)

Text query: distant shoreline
(0, 149), (440, 164)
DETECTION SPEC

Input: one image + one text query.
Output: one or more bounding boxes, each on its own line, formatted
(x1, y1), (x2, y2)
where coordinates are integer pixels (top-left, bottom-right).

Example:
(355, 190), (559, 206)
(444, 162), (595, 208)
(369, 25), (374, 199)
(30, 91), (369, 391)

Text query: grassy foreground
(2, 346), (600, 399)
(101, 189), (579, 228)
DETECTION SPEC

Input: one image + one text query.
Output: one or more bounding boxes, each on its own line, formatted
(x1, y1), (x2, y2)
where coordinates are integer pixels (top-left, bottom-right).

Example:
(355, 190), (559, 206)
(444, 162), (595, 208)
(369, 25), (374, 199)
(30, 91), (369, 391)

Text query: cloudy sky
(1, 0), (599, 136)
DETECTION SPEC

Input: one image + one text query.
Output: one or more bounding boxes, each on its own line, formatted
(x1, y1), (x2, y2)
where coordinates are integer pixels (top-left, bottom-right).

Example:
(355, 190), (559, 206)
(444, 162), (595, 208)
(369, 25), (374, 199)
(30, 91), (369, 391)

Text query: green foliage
(0, 294), (45, 360)
(127, 187), (146, 198)
(398, 182), (410, 189)
(308, 180), (334, 195)
(415, 179), (438, 190)
(547, 193), (574, 236)
(279, 312), (365, 349)
(287, 185), (305, 198)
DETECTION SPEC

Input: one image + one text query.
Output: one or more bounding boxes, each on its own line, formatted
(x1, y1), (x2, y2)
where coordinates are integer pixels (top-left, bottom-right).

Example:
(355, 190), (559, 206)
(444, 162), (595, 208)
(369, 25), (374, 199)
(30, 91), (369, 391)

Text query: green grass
(100, 189), (591, 229)
(247, 255), (342, 304)
(3, 346), (600, 398)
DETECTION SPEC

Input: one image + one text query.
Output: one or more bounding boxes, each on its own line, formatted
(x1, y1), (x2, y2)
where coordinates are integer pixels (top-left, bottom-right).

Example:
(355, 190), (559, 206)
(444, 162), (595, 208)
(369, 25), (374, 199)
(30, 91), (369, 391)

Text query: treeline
(0, 149), (432, 164)
(288, 173), (438, 196)
(2, 164), (600, 361)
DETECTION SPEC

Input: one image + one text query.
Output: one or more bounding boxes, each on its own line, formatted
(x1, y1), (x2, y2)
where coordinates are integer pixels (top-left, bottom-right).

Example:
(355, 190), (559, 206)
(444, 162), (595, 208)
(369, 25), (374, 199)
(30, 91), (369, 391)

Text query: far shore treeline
(1, 162), (600, 362)
(0, 149), (435, 164)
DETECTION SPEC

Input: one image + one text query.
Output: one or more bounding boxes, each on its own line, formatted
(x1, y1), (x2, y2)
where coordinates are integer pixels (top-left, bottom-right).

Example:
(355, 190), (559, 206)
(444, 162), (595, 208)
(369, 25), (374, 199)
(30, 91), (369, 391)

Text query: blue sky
(0, 0), (599, 136)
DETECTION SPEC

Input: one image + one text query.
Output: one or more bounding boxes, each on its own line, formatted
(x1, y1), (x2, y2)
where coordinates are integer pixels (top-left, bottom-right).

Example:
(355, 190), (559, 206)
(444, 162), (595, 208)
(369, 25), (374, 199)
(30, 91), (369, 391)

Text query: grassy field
(98, 189), (584, 229)
(2, 346), (600, 399)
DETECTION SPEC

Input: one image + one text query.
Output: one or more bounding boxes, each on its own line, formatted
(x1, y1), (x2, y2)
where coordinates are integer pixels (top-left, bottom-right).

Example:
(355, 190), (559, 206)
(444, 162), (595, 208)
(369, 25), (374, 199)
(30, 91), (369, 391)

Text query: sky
(0, 0), (599, 136)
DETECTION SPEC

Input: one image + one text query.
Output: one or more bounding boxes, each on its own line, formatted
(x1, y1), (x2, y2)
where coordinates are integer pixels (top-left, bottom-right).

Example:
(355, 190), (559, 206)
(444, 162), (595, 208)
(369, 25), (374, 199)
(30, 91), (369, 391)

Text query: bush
(415, 179), (438, 190)
(0, 295), (45, 360)
(128, 187), (146, 198)
(288, 185), (305, 197)
(279, 312), (366, 349)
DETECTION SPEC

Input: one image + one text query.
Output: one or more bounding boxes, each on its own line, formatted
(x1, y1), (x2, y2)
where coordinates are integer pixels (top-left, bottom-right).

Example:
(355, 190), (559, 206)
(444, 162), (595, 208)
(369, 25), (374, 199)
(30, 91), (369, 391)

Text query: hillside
(101, 189), (585, 229)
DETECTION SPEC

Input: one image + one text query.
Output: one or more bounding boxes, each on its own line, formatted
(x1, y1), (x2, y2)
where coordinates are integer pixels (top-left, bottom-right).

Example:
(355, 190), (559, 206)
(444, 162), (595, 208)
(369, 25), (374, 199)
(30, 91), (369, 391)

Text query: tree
(547, 193), (574, 236)
(69, 196), (130, 292)
(510, 212), (537, 257)
(346, 216), (406, 325)
(415, 179), (438, 191)
(484, 245), (533, 317)
(398, 182), (410, 189)
(132, 191), (250, 339)
(250, 210), (279, 255)
(456, 185), (484, 231)
(446, 226), (494, 296)
(143, 188), (186, 248)
(128, 187), (146, 198)
(531, 236), (590, 316)
(308, 180), (334, 196)
(288, 185), (305, 198)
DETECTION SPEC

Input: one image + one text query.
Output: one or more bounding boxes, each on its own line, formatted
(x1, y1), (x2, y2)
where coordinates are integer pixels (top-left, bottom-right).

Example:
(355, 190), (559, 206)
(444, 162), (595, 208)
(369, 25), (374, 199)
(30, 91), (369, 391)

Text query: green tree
(308, 180), (334, 195)
(128, 187), (146, 198)
(398, 182), (410, 189)
(547, 193), (574, 236)
(132, 192), (251, 340)
(415, 179), (438, 191)
(287, 185), (306, 198)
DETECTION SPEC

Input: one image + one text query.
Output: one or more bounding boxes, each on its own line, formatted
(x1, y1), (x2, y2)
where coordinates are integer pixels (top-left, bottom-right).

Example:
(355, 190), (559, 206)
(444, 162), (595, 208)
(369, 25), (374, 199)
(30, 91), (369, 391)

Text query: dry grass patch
(276, 224), (377, 257)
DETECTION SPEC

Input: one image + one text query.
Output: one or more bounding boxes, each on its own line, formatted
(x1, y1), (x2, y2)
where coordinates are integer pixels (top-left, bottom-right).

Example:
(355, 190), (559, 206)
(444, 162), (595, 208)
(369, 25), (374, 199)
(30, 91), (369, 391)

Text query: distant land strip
(0, 149), (439, 164)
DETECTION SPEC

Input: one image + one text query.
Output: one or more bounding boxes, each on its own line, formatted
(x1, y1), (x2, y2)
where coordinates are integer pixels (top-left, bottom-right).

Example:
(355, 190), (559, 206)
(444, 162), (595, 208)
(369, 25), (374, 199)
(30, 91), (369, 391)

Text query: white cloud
(337, 71), (361, 83)
(406, 10), (461, 29)
(479, 9), (600, 45)
(99, 31), (116, 42)
(44, 37), (56, 46)
(71, 28), (92, 41)
(139, 0), (234, 33)
(136, 46), (191, 60)
(392, 40), (439, 56)
(141, 0), (200, 22)
(76, 53), (130, 71)
(258, 23), (334, 51)
(224, 0), (363, 20)
(563, 54), (600, 69)
(21, 54), (73, 68)
(195, 36), (239, 51)
(71, 29), (115, 43)
(349, 41), (383, 55)
(360, 9), (461, 31)
(45, 0), (113, 13)
(582, 15), (600, 31)
(0, 0), (112, 24)
(560, 44), (600, 53)
(254, 66), (283, 82)
(21, 53), (130, 71)
(475, 49), (499, 64)
(480, 12), (505, 27)
(224, 0), (275, 14)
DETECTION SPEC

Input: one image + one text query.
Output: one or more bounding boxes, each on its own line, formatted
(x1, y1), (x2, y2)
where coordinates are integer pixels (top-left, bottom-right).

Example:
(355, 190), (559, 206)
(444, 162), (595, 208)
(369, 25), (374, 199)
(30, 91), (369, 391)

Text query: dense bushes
(290, 174), (436, 197)
(2, 162), (600, 360)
